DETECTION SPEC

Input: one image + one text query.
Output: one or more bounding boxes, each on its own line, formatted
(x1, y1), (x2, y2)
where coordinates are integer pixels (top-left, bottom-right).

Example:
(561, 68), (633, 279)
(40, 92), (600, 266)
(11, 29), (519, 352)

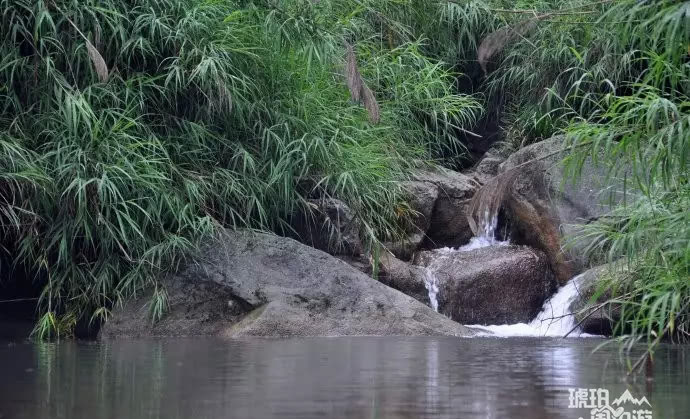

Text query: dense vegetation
(474, 0), (688, 362)
(558, 1), (689, 359)
(0, 0), (688, 356)
(0, 0), (482, 337)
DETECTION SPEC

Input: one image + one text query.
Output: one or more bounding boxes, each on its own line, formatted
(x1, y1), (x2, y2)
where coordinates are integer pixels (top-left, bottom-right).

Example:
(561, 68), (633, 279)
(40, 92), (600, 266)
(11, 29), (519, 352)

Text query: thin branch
(563, 301), (611, 337)
(0, 297), (40, 303)
(446, 0), (619, 16)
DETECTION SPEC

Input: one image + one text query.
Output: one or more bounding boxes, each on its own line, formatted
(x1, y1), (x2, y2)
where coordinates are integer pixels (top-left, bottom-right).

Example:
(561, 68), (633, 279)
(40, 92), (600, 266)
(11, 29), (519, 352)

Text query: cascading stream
(422, 247), (455, 312)
(423, 269), (440, 313)
(466, 274), (590, 337)
(423, 210), (506, 312)
(421, 211), (589, 337)
(457, 209), (509, 251)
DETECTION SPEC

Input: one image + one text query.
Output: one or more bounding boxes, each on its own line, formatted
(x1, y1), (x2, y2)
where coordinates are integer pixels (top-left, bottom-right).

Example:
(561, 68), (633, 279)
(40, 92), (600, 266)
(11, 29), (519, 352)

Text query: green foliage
(0, 0), (480, 336)
(508, 0), (690, 355)
(562, 3), (689, 354)
(564, 84), (689, 350)
(484, 1), (629, 148)
(4, 0), (684, 354)
(472, 0), (688, 356)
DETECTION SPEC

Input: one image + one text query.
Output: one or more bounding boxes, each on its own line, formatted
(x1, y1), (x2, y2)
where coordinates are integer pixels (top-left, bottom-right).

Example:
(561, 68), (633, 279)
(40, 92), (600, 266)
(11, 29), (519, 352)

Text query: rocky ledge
(100, 230), (473, 339)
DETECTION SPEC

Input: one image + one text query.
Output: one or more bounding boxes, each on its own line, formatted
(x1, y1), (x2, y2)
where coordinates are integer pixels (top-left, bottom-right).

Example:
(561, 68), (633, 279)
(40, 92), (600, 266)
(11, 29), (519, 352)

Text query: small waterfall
(422, 211), (506, 312)
(423, 269), (440, 312)
(478, 208), (499, 240)
(467, 274), (590, 337)
(421, 209), (589, 337)
(459, 210), (508, 251)
(422, 247), (455, 312)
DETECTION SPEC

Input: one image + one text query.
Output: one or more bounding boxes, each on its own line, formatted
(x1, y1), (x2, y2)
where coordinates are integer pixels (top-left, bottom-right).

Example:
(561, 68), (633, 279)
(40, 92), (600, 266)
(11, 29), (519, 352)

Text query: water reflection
(0, 337), (688, 419)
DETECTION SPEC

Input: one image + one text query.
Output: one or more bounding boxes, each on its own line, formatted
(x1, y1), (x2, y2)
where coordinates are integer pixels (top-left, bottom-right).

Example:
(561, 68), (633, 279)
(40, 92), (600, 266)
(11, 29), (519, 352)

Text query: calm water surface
(0, 337), (688, 419)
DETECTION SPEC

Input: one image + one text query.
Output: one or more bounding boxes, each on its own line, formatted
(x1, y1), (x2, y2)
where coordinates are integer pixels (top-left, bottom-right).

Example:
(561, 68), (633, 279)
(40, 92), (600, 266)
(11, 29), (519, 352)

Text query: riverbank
(1, 0), (687, 351)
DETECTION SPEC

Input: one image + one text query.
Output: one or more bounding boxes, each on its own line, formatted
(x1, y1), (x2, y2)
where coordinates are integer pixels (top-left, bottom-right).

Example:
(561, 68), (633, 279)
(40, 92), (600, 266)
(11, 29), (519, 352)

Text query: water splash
(421, 247), (454, 312)
(478, 208), (499, 240)
(421, 208), (591, 337)
(466, 274), (591, 337)
(459, 210), (508, 251)
(423, 269), (440, 312)
(457, 235), (509, 252)
(422, 211), (507, 312)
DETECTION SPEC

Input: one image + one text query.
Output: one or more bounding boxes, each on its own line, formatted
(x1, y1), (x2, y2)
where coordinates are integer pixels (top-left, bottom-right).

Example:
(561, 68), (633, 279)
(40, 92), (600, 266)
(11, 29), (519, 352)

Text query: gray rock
(569, 263), (626, 336)
(493, 136), (624, 284)
(335, 254), (372, 274)
(100, 230), (473, 339)
(413, 169), (479, 249)
(403, 181), (439, 231)
(334, 252), (431, 307)
(291, 198), (362, 255)
(99, 278), (253, 339)
(472, 154), (504, 185)
(414, 246), (556, 325)
(378, 251), (430, 306)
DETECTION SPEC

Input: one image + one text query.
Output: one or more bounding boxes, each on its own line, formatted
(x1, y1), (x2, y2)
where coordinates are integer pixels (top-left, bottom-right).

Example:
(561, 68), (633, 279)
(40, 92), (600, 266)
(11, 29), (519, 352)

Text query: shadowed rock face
(290, 198), (363, 256)
(413, 170), (478, 249)
(384, 180), (439, 260)
(414, 246), (556, 325)
(377, 251), (431, 306)
(100, 230), (473, 339)
(497, 136), (624, 284)
(288, 169), (478, 262)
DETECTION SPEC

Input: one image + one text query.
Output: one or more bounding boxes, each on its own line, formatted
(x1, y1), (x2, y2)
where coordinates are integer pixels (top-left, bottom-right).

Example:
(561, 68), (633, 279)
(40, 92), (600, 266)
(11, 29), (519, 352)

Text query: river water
(1, 337), (688, 419)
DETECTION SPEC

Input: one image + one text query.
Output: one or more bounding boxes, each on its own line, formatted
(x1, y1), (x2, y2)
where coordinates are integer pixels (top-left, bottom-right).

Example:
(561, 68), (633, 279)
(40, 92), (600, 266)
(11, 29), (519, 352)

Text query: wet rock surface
(493, 136), (625, 284)
(414, 245), (556, 325)
(377, 251), (431, 306)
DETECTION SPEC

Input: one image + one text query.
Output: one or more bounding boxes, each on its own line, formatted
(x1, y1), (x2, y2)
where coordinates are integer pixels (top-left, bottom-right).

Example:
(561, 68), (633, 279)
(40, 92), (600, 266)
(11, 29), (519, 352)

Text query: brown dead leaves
(344, 41), (380, 124)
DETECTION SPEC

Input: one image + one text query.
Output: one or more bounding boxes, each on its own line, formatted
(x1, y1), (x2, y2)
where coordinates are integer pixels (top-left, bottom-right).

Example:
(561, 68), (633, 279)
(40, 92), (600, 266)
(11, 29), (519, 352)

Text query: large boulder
(291, 198), (362, 256)
(476, 136), (624, 284)
(291, 170), (477, 260)
(413, 245), (556, 325)
(413, 169), (479, 249)
(569, 264), (625, 336)
(100, 230), (473, 339)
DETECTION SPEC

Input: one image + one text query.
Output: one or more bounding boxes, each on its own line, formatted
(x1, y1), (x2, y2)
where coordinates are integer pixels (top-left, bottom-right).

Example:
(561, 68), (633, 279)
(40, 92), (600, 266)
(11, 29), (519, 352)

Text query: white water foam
(423, 269), (440, 312)
(422, 211), (507, 312)
(458, 209), (508, 251)
(422, 247), (455, 312)
(457, 235), (509, 252)
(467, 273), (591, 337)
(422, 210), (590, 337)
